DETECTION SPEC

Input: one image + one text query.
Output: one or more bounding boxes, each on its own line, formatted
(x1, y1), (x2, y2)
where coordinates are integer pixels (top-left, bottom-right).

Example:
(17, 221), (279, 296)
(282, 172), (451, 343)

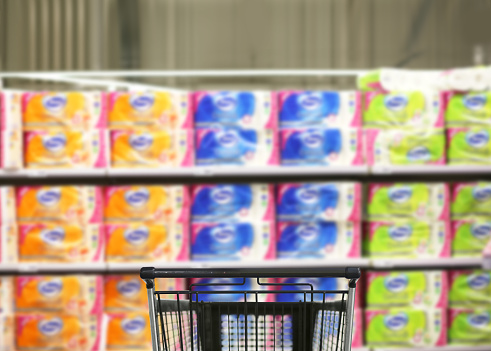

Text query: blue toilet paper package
(191, 184), (275, 222)
(279, 128), (363, 166)
(193, 91), (277, 129)
(191, 221), (275, 261)
(277, 183), (362, 221)
(276, 221), (360, 259)
(190, 278), (274, 302)
(278, 90), (361, 128)
(195, 128), (278, 166)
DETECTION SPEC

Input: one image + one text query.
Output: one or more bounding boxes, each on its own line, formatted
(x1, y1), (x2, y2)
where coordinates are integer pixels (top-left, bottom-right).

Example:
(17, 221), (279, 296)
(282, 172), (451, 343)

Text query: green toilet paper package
(365, 308), (446, 347)
(449, 309), (491, 345)
(451, 220), (491, 257)
(366, 271), (448, 308)
(451, 182), (491, 218)
(449, 270), (491, 307)
(363, 221), (450, 258)
(366, 183), (449, 220)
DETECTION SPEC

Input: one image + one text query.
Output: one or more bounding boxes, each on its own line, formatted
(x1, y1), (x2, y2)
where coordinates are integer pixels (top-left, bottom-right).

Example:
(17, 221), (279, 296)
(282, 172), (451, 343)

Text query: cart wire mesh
(152, 278), (351, 351)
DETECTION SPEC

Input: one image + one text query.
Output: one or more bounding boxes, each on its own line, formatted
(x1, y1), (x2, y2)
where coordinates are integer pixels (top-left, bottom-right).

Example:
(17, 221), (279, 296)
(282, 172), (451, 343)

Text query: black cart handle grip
(140, 266), (361, 280)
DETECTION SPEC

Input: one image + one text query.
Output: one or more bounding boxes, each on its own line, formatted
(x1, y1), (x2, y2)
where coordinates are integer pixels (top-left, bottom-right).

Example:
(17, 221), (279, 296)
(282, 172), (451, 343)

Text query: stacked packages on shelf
(2, 72), (491, 170)
(360, 67), (491, 168)
(364, 269), (491, 347)
(363, 183), (451, 259)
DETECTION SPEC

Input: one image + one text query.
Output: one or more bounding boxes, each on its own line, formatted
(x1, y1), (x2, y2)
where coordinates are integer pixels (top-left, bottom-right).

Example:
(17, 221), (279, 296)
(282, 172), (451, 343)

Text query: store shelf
(1, 258), (486, 275)
(372, 346), (491, 351)
(3, 165), (491, 180)
(0, 262), (106, 274)
(0, 169), (107, 178)
(371, 165), (491, 175)
(371, 257), (483, 269)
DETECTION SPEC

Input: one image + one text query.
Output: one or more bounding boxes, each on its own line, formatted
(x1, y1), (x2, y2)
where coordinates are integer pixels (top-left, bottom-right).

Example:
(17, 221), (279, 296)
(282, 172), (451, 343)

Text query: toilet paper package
(277, 183), (362, 222)
(110, 129), (193, 168)
(105, 311), (151, 350)
(1, 129), (23, 169)
(0, 313), (14, 351)
(451, 182), (491, 218)
(105, 222), (188, 262)
(443, 91), (491, 126)
(104, 275), (184, 311)
(280, 128), (364, 166)
(357, 69), (384, 91)
(15, 312), (103, 351)
(451, 220), (491, 257)
(18, 223), (104, 263)
(365, 128), (446, 166)
(276, 221), (360, 259)
(104, 185), (189, 223)
(190, 278), (275, 302)
(22, 91), (107, 130)
(0, 224), (17, 263)
(363, 220), (450, 258)
(278, 90), (361, 128)
(366, 271), (448, 308)
(449, 270), (491, 307)
(195, 128), (278, 166)
(447, 127), (491, 164)
(0, 278), (13, 314)
(1, 91), (23, 130)
(191, 184), (274, 222)
(193, 91), (277, 129)
(365, 308), (447, 347)
(16, 186), (103, 224)
(15, 276), (103, 315)
(24, 129), (108, 169)
(448, 308), (491, 345)
(191, 221), (275, 261)
(363, 91), (442, 128)
(0, 186), (16, 224)
(366, 183), (450, 220)
(108, 91), (192, 129)
(275, 277), (362, 307)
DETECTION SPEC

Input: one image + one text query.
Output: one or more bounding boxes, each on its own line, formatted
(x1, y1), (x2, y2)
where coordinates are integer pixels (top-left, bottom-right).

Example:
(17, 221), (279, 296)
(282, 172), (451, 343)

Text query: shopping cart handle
(140, 266), (361, 280)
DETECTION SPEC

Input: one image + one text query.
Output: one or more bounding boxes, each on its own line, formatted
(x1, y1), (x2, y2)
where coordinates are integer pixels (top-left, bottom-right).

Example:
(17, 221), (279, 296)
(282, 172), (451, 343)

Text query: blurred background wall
(1, 0), (491, 89)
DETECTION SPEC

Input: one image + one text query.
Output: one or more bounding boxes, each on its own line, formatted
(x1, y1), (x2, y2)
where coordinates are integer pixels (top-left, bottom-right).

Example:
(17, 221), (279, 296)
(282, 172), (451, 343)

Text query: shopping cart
(140, 266), (360, 351)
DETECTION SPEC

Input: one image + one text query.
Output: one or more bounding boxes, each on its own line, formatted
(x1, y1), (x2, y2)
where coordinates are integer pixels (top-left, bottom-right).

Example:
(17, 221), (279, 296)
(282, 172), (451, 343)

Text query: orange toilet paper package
(24, 130), (108, 169)
(104, 185), (189, 223)
(1, 90), (23, 130)
(105, 312), (151, 350)
(105, 222), (188, 262)
(104, 275), (184, 311)
(1, 224), (18, 264)
(0, 313), (14, 351)
(1, 128), (23, 169)
(110, 129), (193, 168)
(22, 91), (107, 130)
(15, 275), (103, 315)
(15, 276), (82, 312)
(0, 186), (16, 224)
(16, 186), (103, 224)
(18, 223), (104, 263)
(16, 314), (85, 351)
(0, 277), (13, 314)
(108, 91), (192, 129)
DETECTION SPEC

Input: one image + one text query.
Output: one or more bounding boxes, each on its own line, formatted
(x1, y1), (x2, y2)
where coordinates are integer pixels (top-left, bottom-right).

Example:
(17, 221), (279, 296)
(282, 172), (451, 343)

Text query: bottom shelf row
(1, 269), (491, 351)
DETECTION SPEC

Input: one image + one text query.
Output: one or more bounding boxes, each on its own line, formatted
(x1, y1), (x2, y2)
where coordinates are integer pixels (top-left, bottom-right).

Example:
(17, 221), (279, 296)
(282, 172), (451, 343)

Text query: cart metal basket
(140, 266), (360, 351)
